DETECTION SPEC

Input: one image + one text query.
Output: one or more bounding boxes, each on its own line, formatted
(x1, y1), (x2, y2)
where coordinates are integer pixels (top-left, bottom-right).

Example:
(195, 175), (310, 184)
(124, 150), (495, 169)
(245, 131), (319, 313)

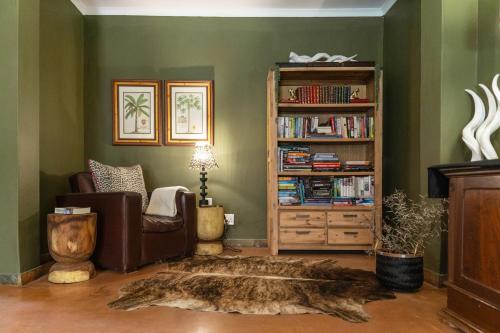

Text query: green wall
(386, 0), (500, 275)
(0, 0), (83, 279)
(0, 0), (22, 276)
(39, 0), (85, 258)
(0, 0), (40, 277)
(84, 16), (384, 240)
(383, 0), (421, 199)
(18, 0), (40, 273)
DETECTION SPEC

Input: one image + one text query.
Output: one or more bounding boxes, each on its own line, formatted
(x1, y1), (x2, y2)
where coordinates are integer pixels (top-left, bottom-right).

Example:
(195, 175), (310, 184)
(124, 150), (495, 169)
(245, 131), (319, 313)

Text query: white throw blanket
(145, 186), (188, 217)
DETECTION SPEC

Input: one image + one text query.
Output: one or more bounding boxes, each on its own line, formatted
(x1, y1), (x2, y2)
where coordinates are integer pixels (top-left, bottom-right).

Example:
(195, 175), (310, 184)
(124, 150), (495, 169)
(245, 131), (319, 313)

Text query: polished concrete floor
(0, 248), (455, 333)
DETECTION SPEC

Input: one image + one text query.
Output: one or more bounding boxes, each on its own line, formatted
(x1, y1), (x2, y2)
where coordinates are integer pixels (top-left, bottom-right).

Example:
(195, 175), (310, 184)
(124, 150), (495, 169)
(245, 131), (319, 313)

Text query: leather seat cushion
(142, 214), (184, 233)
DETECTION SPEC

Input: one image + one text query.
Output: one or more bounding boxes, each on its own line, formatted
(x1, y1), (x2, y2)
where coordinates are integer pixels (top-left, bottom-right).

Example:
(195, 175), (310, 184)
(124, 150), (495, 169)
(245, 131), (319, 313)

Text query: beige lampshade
(189, 142), (219, 170)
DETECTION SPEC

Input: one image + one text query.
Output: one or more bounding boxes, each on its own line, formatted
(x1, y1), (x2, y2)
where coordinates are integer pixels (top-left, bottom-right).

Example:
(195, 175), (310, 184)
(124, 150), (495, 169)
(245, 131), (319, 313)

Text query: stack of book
(54, 207), (91, 214)
(300, 177), (332, 205)
(311, 153), (341, 171)
(278, 145), (311, 172)
(277, 115), (374, 139)
(278, 177), (300, 205)
(344, 161), (373, 171)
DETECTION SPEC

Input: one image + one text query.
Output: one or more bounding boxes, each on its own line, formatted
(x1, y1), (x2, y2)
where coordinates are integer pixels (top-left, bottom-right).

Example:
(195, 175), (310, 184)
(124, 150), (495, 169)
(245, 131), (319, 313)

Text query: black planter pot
(376, 250), (424, 292)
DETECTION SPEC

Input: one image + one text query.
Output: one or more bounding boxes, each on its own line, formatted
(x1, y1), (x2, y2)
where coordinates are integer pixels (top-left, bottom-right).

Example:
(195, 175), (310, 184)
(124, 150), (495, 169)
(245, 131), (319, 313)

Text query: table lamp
(189, 142), (219, 206)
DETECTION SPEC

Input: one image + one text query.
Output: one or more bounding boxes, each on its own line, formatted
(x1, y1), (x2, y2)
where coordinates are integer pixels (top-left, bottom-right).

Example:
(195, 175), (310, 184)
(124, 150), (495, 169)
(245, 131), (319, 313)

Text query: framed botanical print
(112, 80), (162, 145)
(165, 81), (214, 145)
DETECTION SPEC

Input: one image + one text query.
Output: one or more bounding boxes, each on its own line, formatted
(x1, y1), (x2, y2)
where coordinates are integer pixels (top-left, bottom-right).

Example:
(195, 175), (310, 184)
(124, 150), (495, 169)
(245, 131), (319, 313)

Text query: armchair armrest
(175, 190), (197, 256)
(56, 192), (142, 272)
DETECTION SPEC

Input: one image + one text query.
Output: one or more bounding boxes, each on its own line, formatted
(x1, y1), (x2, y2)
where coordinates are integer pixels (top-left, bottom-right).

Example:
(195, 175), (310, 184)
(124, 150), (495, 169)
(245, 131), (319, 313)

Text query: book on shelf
(279, 85), (368, 104)
(311, 152), (341, 171)
(54, 207), (91, 214)
(344, 160), (373, 171)
(278, 176), (301, 205)
(278, 175), (375, 207)
(277, 115), (374, 139)
(278, 145), (312, 172)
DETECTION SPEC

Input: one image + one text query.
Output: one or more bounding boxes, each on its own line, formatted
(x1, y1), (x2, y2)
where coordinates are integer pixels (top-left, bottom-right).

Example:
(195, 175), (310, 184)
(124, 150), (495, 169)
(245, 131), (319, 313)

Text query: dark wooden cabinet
(429, 162), (500, 332)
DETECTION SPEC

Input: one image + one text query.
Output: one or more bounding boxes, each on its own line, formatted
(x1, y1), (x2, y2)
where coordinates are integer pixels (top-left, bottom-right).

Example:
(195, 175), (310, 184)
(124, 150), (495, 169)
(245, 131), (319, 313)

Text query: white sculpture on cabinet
(463, 74), (500, 161)
(477, 81), (499, 159)
(463, 89), (485, 161)
(289, 52), (357, 63)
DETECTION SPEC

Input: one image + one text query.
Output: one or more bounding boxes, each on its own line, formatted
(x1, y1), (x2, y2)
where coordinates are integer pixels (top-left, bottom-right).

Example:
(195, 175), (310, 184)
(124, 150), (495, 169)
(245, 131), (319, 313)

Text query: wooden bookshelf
(267, 64), (383, 255)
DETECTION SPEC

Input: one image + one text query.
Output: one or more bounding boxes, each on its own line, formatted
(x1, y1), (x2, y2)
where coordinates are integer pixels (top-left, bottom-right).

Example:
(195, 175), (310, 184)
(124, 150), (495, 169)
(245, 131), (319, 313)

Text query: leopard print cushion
(88, 159), (149, 212)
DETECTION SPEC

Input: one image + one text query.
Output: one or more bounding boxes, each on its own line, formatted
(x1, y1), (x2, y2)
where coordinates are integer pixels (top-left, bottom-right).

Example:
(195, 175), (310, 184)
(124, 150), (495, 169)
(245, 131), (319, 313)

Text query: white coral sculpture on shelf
(463, 74), (500, 161)
(289, 52), (357, 63)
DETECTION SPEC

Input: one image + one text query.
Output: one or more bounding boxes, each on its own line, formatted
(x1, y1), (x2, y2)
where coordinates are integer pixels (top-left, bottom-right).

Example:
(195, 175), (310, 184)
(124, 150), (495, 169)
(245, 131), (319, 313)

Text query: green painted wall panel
(84, 16), (384, 239)
(0, 0), (21, 274)
(39, 0), (85, 258)
(18, 0), (40, 272)
(477, 0), (500, 150)
(440, 0), (478, 164)
(383, 0), (421, 199)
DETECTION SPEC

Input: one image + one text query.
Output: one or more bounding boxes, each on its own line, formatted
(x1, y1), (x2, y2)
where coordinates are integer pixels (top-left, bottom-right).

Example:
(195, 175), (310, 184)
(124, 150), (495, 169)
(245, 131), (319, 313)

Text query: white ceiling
(70, 0), (398, 17)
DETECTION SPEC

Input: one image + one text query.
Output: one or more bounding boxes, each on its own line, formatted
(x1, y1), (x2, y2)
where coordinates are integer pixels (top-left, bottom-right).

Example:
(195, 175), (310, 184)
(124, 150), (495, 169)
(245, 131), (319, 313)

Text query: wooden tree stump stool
(47, 213), (97, 284)
(196, 206), (224, 255)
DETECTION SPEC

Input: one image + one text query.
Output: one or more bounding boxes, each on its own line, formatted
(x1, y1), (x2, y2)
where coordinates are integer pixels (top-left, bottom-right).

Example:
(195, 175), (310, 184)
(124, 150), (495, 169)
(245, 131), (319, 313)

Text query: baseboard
(0, 261), (54, 286)
(224, 239), (267, 248)
(424, 268), (447, 287)
(20, 261), (53, 285)
(0, 274), (21, 286)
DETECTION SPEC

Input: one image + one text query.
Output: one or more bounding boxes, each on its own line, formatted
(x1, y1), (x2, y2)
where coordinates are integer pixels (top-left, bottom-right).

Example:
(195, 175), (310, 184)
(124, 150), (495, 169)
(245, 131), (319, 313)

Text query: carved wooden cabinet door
(447, 175), (500, 331)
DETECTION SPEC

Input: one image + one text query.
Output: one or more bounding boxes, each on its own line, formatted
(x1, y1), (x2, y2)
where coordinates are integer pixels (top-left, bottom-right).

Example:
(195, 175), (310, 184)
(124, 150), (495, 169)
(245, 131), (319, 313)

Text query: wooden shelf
(278, 138), (374, 143)
(278, 171), (374, 177)
(278, 102), (375, 109)
(279, 205), (375, 211)
(267, 65), (382, 255)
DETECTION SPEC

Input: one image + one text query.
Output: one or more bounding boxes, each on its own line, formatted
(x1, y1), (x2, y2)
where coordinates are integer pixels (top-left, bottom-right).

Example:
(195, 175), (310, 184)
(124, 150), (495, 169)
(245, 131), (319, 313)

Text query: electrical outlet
(206, 198), (213, 205)
(224, 214), (235, 225)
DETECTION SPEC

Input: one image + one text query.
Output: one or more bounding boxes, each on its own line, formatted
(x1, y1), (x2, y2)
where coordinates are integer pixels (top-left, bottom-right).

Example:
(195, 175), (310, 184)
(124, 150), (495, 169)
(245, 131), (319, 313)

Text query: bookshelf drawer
(280, 212), (326, 228)
(280, 228), (326, 245)
(328, 228), (372, 245)
(327, 211), (374, 227)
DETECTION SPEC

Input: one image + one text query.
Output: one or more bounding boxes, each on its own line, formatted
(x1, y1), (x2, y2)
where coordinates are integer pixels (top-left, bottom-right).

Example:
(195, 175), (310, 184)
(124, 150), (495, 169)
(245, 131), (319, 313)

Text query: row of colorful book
(284, 85), (369, 104)
(278, 176), (375, 206)
(277, 116), (374, 139)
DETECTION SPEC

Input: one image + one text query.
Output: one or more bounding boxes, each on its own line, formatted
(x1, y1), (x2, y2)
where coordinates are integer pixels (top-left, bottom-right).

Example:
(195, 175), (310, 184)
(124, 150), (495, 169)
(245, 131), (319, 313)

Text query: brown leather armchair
(56, 172), (197, 272)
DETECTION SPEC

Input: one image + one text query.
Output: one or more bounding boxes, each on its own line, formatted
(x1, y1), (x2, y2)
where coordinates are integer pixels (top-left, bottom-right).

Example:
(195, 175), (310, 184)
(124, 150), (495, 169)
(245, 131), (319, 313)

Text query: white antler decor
(289, 52), (357, 63)
(477, 81), (499, 159)
(463, 74), (500, 161)
(463, 89), (485, 161)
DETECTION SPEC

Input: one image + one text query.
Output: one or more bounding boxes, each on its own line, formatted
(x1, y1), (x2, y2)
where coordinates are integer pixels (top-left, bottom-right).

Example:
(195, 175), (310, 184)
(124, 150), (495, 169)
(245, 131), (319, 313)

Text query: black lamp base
(199, 168), (209, 206)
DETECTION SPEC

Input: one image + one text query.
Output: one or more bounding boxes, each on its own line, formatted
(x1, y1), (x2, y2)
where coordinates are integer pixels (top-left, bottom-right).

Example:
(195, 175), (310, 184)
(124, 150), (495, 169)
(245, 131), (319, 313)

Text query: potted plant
(374, 190), (447, 291)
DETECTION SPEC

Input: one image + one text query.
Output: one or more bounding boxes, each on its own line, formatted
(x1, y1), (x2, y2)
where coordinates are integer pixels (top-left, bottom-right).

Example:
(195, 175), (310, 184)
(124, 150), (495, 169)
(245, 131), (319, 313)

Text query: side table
(47, 213), (97, 283)
(196, 206), (224, 255)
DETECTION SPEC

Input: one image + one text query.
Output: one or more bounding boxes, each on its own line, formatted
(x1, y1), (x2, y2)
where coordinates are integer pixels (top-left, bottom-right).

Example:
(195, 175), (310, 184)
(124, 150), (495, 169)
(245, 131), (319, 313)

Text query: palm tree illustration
(177, 94), (201, 132)
(125, 93), (150, 133)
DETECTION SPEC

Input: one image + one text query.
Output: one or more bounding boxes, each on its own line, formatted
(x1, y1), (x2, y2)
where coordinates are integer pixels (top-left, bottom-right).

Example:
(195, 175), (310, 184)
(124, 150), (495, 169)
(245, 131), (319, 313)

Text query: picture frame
(112, 80), (162, 146)
(165, 80), (214, 146)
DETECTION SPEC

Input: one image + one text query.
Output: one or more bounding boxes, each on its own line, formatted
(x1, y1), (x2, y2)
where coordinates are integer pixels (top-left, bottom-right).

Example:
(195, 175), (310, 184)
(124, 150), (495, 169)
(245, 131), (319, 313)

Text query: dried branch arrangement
(375, 190), (447, 255)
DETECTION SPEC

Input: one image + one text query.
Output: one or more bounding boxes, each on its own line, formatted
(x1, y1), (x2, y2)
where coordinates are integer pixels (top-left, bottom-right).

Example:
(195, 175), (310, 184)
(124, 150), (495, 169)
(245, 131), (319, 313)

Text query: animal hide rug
(108, 256), (395, 323)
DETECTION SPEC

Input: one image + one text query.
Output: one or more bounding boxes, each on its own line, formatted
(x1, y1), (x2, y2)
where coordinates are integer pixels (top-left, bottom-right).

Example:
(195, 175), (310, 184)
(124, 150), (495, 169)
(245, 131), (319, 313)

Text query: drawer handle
(296, 214), (310, 219)
(343, 214), (358, 218)
(296, 230), (311, 235)
(344, 231), (359, 235)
